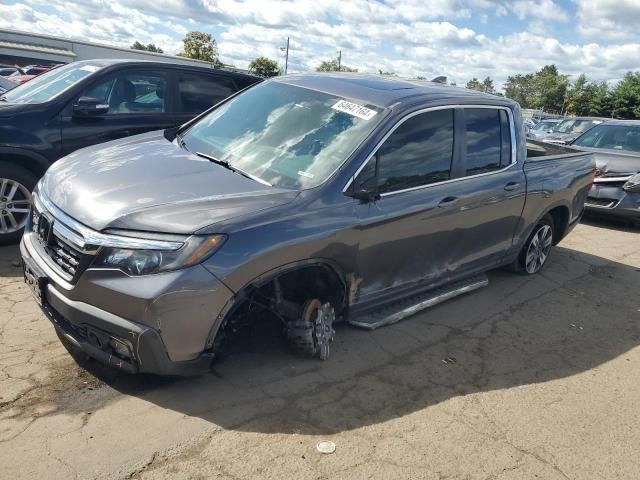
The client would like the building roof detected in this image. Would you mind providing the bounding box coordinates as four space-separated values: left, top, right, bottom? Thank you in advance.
0 38 76 58
273 72 515 109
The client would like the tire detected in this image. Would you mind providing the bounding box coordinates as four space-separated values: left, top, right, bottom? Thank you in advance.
0 161 38 245
511 214 555 275
284 299 336 360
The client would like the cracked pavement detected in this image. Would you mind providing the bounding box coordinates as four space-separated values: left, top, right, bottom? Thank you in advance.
1 218 640 479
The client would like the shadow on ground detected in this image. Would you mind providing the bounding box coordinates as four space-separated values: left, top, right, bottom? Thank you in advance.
3 242 640 436
581 213 639 232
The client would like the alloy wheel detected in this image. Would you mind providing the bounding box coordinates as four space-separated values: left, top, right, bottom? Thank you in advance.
525 224 553 274
0 178 32 234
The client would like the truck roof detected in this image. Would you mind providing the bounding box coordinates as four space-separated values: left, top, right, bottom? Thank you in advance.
272 72 517 109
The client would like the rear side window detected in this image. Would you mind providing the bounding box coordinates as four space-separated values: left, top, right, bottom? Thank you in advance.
499 110 512 167
375 109 454 194
177 73 237 113
464 108 506 175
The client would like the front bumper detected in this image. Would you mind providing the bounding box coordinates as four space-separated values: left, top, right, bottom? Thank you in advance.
585 183 640 220
21 233 234 375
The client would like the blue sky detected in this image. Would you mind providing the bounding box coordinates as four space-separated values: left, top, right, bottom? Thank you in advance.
2 0 639 89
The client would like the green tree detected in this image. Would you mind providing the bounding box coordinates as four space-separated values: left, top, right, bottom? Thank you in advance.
611 72 640 119
316 60 358 72
481 77 495 94
180 31 219 64
504 73 535 108
466 77 495 94
565 74 605 116
248 56 281 77
466 77 482 91
531 64 569 113
131 41 163 53
590 81 613 117
378 69 397 76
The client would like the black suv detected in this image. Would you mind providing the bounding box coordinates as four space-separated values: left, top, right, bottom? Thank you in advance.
0 59 261 243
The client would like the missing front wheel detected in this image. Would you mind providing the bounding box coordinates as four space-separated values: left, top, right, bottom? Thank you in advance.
284 299 335 360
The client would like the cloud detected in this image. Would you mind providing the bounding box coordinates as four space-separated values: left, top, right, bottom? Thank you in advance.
1 0 638 92
575 0 640 41
509 0 569 22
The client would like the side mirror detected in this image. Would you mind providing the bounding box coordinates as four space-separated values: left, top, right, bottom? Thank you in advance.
73 97 109 116
351 188 380 203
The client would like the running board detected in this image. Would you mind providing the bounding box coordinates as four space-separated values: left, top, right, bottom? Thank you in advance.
347 274 489 330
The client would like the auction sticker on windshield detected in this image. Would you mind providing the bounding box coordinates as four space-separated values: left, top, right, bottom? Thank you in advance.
332 100 378 120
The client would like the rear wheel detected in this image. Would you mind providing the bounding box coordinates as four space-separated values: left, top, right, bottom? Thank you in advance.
512 214 554 275
0 162 37 245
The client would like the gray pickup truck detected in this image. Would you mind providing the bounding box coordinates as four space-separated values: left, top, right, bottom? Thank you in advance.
20 74 595 375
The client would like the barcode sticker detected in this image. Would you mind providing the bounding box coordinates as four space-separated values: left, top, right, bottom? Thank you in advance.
331 100 377 120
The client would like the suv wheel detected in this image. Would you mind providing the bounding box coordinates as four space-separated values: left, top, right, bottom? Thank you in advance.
0 162 37 245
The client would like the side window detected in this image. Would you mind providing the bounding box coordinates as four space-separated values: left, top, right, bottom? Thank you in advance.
499 110 512 167
464 108 511 175
371 109 454 194
78 70 167 115
177 73 237 113
81 77 116 103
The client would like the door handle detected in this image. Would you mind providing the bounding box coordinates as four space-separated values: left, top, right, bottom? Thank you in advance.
504 182 521 191
438 196 459 208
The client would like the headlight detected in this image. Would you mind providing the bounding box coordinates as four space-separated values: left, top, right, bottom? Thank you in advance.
93 235 226 275
623 173 640 192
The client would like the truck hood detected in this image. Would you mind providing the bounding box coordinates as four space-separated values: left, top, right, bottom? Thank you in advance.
40 131 299 234
578 146 640 175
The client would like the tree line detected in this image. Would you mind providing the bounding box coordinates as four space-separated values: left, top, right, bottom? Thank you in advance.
132 32 640 120
465 65 640 119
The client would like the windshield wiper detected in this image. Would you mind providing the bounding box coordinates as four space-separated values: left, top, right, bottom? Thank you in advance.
195 152 272 187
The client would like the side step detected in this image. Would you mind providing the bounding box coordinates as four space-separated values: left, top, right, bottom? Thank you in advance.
347 274 489 330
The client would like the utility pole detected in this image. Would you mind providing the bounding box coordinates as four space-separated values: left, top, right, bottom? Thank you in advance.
337 49 341 72
282 37 289 74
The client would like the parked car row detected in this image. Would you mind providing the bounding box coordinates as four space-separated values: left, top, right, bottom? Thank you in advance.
525 114 639 224
526 116 606 143
0 64 57 85
573 120 640 222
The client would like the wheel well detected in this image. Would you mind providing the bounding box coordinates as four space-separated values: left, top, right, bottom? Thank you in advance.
210 264 347 355
250 264 347 316
547 205 570 244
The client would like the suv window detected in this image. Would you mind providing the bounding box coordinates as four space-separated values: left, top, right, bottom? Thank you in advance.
366 109 454 194
79 70 167 114
177 73 236 113
464 108 512 175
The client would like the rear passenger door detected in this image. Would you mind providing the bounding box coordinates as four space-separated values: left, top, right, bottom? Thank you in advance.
172 72 240 126
451 107 526 272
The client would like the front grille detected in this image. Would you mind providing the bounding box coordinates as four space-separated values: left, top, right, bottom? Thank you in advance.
45 237 82 276
585 197 618 208
30 195 94 283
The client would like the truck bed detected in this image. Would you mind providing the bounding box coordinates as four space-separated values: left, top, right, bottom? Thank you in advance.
526 140 587 161
521 140 595 238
